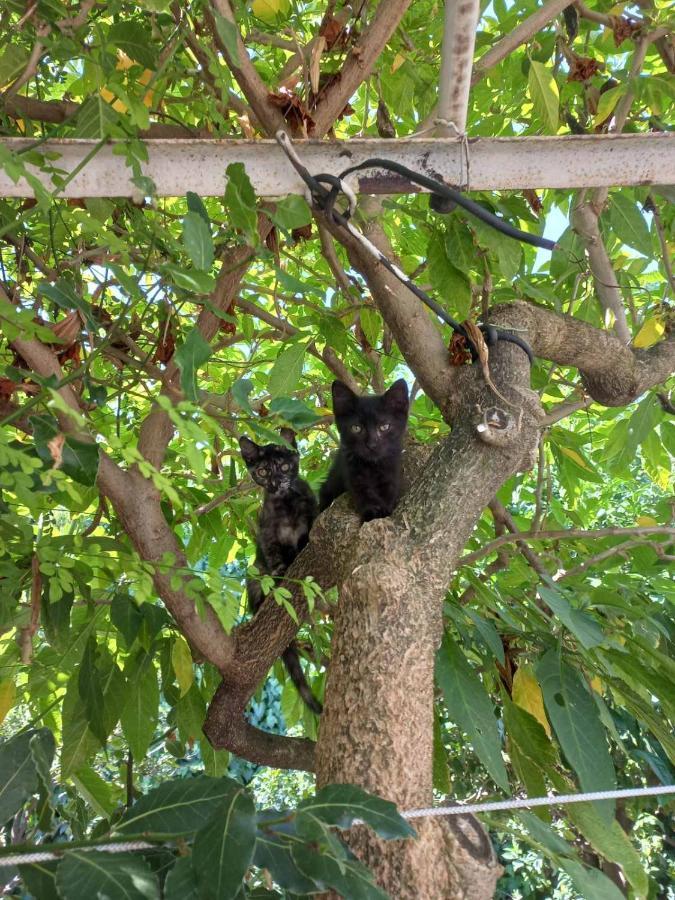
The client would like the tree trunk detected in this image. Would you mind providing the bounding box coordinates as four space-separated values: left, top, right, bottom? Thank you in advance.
315 347 541 898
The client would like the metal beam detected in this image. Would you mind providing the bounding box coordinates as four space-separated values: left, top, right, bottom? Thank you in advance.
0 134 672 198
437 0 482 134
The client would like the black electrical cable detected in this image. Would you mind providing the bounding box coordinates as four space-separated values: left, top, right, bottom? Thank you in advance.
274 133 540 364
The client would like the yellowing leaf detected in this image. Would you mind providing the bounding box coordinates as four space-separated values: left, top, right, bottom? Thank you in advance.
251 0 291 22
171 636 194 698
512 666 551 737
633 318 665 349
0 678 16 726
636 515 658 526
560 446 592 471
391 53 406 73
590 676 603 694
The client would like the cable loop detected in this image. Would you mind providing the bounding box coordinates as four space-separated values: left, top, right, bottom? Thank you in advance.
274 130 551 365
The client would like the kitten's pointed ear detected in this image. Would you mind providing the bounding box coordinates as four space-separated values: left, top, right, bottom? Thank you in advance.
279 427 297 449
239 436 260 465
383 378 409 415
331 380 357 417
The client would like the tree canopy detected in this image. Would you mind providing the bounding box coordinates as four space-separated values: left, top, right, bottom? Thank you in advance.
0 0 673 897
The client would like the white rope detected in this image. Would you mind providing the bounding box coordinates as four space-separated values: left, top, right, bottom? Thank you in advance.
0 841 154 867
0 785 672 866
401 784 675 820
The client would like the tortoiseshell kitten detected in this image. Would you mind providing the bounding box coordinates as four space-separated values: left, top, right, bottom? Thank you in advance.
319 379 409 522
239 428 322 714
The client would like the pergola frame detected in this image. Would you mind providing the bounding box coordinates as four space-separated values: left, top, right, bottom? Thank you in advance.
0 133 672 198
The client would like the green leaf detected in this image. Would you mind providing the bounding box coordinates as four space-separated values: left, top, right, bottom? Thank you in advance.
19 861 59 900
519 810 574 857
200 739 230 777
193 785 257 900
536 650 616 819
253 828 317 894
559 859 627 900
444 222 475 273
61 674 99 778
608 193 653 257
291 844 389 900
427 232 472 320
163 265 216 294
164 856 199 900
186 191 210 224
528 60 559 132
174 330 212 401
538 585 606 649
183 210 214 271
271 195 312 231
118 775 244 837
214 15 241 65
71 766 117 818
0 728 53 824
503 696 554 818
0 44 29 86
176 683 206 742
78 638 107 744
108 21 157 69
297 784 415 839
268 396 321 427
224 162 258 244
593 84 627 126
267 342 306 399
120 651 159 761
56 851 159 900
171 635 194 697
38 280 95 328
547 770 648 897
231 377 254 413
111 591 144 648
359 307 381 347
75 96 120 139
31 414 100 486
435 634 509 790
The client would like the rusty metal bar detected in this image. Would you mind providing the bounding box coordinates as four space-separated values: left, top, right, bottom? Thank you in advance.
0 134 672 198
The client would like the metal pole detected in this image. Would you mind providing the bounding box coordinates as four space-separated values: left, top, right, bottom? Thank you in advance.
0 134 672 198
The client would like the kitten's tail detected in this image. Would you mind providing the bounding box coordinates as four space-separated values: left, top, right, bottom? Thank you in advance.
283 643 323 715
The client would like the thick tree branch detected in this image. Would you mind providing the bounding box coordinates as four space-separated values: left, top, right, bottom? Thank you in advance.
316 205 456 415
310 0 413 137
207 0 287 134
489 301 674 406
572 195 631 343
0 95 215 138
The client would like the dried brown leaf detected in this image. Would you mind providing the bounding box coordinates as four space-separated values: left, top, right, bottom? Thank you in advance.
47 432 65 469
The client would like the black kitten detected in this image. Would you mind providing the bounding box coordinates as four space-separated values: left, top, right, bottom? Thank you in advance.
239 428 322 715
319 379 409 522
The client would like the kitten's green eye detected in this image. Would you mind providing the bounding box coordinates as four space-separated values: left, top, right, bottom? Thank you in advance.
257 467 267 477
351 424 362 433
280 463 290 471
378 423 391 432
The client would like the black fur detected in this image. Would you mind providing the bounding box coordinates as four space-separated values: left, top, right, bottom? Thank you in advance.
319 379 409 522
239 428 322 715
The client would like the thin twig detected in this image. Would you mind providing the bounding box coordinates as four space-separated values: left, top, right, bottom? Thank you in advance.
460 525 675 567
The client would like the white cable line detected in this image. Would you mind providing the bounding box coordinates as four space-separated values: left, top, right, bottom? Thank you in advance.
0 784 672 866
401 784 675 820
0 841 155 867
